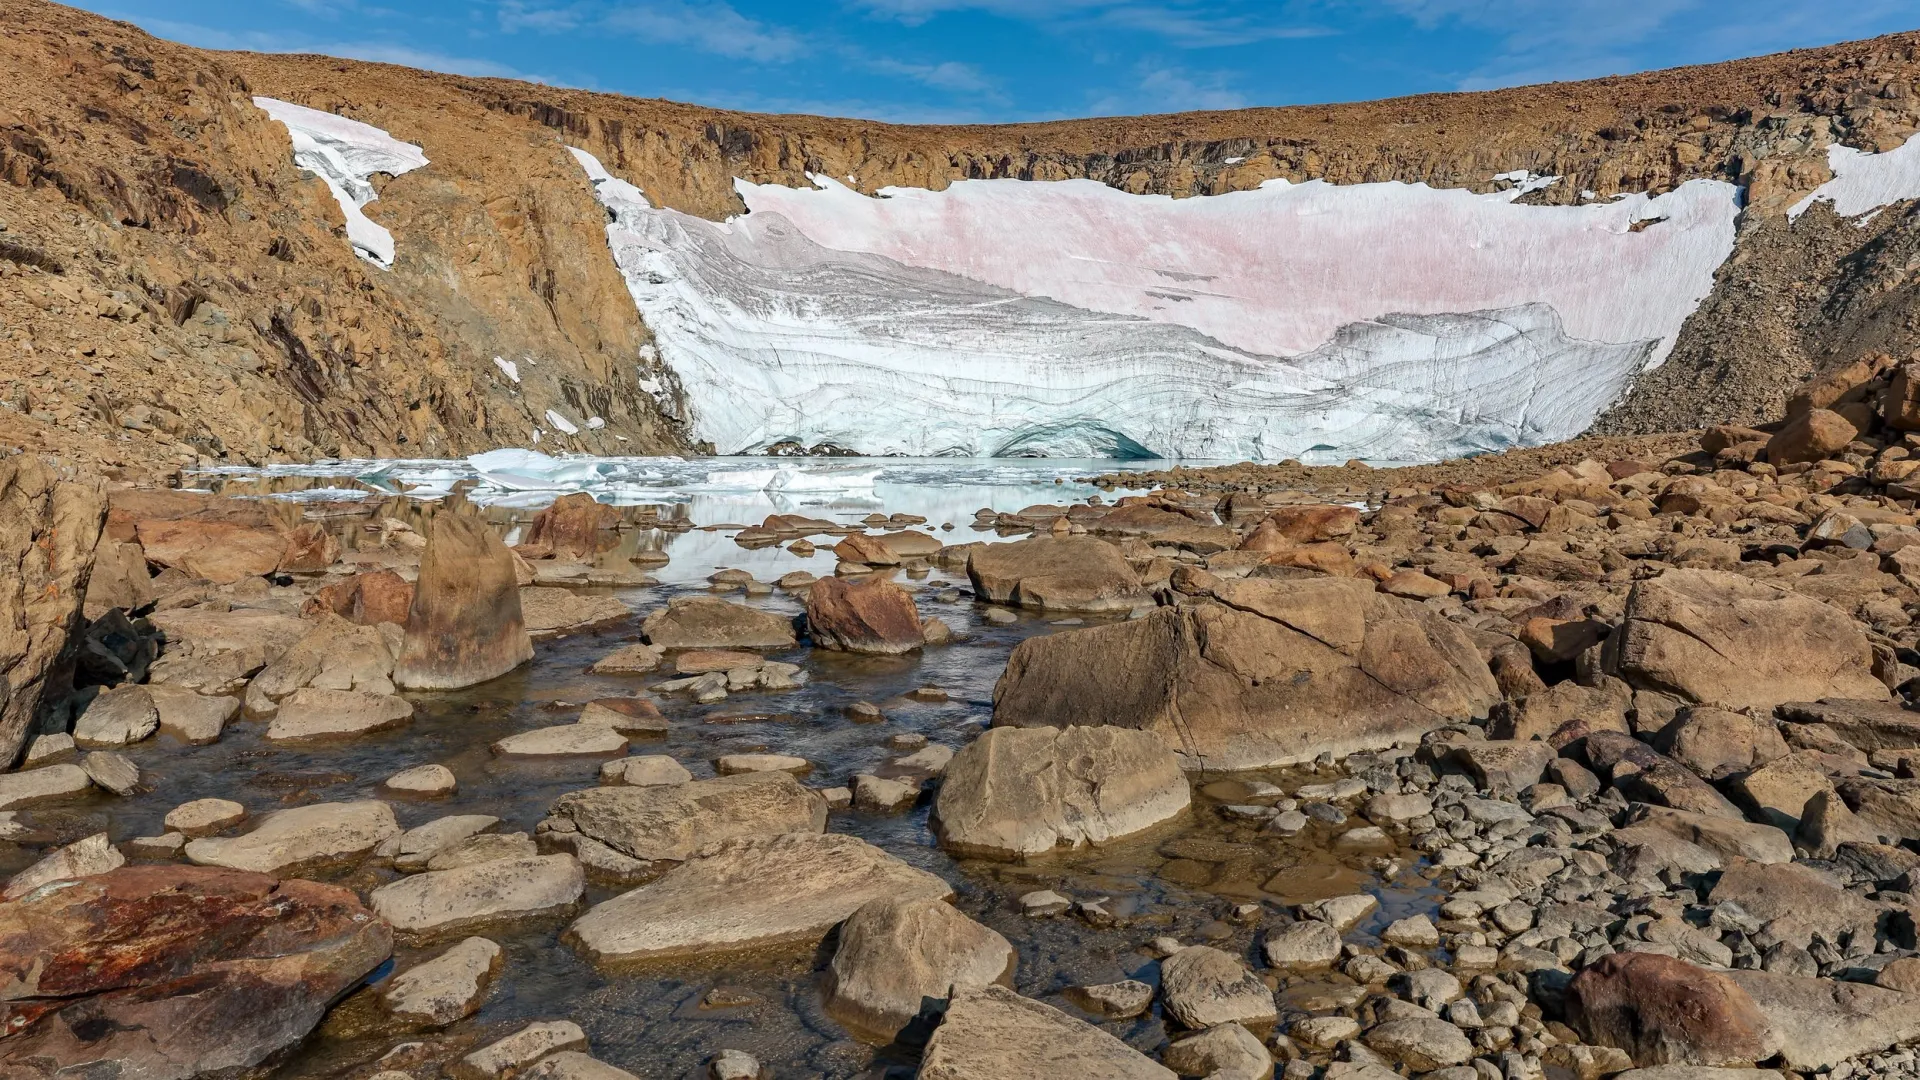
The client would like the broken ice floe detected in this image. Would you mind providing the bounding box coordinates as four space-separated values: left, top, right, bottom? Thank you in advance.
570 148 1737 462
1790 130 1920 221
253 97 428 270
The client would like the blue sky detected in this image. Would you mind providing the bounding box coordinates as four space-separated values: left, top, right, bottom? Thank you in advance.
78 0 1920 123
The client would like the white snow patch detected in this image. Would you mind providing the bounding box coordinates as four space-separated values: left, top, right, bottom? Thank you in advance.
1224 156 1246 165
493 356 520 384
568 148 1736 461
1791 132 1920 221
253 97 427 269
587 416 606 430
544 409 581 435
1494 170 1560 196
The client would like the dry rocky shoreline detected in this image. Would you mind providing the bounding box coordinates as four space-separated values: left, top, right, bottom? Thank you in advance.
13 353 1920 1079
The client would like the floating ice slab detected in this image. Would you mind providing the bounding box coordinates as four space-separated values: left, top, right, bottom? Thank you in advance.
1790 131 1920 221
254 97 428 269
570 148 1737 462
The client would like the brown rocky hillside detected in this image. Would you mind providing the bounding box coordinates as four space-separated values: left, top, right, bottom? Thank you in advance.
4 0 1920 477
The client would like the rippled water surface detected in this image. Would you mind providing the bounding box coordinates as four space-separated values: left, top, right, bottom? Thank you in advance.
53 457 1442 1079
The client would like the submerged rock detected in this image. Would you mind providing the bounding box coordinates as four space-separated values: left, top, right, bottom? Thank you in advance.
379 936 505 1027
370 854 585 939
184 799 399 875
641 596 795 649
542 771 825 864
395 513 534 690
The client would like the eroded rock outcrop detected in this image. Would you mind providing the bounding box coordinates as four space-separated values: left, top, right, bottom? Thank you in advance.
0 457 107 768
993 577 1500 769
395 513 533 690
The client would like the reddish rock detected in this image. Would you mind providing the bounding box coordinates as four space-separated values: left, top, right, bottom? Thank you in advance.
1567 952 1777 1066
1254 505 1359 544
1765 408 1859 465
0 865 391 1078
834 533 902 566
394 514 533 690
518 493 618 560
303 569 416 627
1520 617 1609 664
807 576 925 655
133 519 285 584
966 537 1143 613
276 522 340 574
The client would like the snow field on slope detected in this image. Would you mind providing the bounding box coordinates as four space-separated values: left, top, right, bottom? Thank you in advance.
253 97 428 269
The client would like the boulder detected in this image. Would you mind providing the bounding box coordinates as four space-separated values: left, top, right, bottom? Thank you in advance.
1726 968 1920 1071
599 756 693 787
184 800 399 875
1159 945 1277 1029
1364 1018 1474 1072
1063 980 1154 1019
1254 504 1360 543
386 763 459 796
1452 740 1556 795
966 536 1144 613
518 588 630 639
1706 858 1883 951
519 493 617 560
265 687 414 742
1778 699 1920 753
303 569 414 627
934 726 1190 858
1262 920 1342 969
1607 569 1887 710
806 575 924 654
394 513 534 690
277 521 340 573
4 832 124 899
1835 776 1920 840
542 771 826 864
1164 1025 1271 1079
0 764 93 810
589 642 664 675
993 577 1499 770
823 897 1016 1041
1732 751 1836 831
1566 952 1776 1066
0 866 389 1077
371 855 584 939
165 798 248 837
919 985 1176 1080
454 1021 589 1080
1625 806 1793 865
565 833 951 965
1653 706 1788 779
149 685 238 744
641 596 796 649
492 724 629 758
379 936 503 1027
134 519 283 584
82 539 154 619
1764 407 1858 465
73 683 159 747
245 617 398 714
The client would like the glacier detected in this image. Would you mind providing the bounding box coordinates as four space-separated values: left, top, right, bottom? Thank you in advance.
571 147 1738 461
254 97 428 269
1791 131 1920 221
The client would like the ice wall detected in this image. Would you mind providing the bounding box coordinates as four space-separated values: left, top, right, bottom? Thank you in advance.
571 148 1739 461
254 97 429 269
1790 132 1920 221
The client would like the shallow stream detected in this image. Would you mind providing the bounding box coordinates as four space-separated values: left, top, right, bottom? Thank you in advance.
44 456 1442 1079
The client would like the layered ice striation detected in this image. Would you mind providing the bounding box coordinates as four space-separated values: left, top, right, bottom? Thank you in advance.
254 97 428 269
571 148 1738 461
1790 131 1920 221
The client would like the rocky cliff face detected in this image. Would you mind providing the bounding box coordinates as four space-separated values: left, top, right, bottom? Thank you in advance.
4 0 1920 470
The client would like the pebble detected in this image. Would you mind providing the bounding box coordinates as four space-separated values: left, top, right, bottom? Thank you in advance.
1019 889 1071 916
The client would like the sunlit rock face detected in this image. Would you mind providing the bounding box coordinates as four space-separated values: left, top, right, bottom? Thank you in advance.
573 147 1740 462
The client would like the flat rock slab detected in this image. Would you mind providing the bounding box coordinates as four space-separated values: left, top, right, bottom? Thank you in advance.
380 935 503 1026
0 865 390 1078
1727 968 1920 1071
185 800 399 875
544 771 825 863
919 984 1175 1080
966 536 1144 613
371 855 584 939
520 587 631 640
1159 945 1278 1029
565 833 952 965
0 764 92 810
492 724 629 757
266 687 414 742
640 596 795 649
934 725 1190 859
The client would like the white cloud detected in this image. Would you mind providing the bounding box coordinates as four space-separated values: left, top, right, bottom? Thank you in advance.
104 11 553 81
853 0 1328 47
1086 64 1248 115
864 57 995 94
601 1 804 62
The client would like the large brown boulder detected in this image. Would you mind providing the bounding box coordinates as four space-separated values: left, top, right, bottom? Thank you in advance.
394 513 533 690
518 493 618 560
966 537 1143 613
993 577 1499 770
1 458 107 769
806 576 924 655
1607 568 1887 711
823 897 1015 1042
919 985 1175 1080
303 569 415 627
0 865 391 1078
1245 504 1360 545
640 597 796 649
1765 408 1859 465
1566 952 1777 1066
133 519 285 584
276 522 339 573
